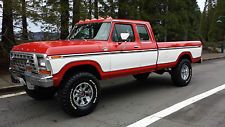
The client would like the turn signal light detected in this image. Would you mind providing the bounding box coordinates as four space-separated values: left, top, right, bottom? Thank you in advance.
39 69 51 75
51 55 62 59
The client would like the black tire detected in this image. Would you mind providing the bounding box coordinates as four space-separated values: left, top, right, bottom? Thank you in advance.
25 86 56 100
58 72 100 117
171 59 192 87
133 73 150 81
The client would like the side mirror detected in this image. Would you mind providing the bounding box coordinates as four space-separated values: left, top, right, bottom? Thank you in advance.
120 33 130 41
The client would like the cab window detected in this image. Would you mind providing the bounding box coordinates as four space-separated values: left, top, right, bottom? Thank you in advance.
112 24 135 42
137 25 150 41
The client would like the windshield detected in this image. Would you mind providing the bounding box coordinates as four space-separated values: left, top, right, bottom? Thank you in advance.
68 23 111 41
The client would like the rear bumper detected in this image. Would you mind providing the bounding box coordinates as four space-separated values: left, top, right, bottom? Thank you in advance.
10 69 53 88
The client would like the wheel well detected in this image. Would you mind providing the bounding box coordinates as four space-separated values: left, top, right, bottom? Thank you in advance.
179 54 192 63
62 65 102 83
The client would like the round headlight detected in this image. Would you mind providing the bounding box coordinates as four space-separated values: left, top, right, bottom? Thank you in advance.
39 59 46 67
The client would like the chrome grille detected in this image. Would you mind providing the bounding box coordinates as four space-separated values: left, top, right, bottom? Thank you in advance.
10 52 37 74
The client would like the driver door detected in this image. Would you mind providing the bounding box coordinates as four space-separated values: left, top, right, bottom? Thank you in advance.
110 23 141 71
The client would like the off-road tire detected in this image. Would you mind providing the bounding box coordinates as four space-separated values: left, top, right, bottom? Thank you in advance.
58 72 100 117
171 59 192 87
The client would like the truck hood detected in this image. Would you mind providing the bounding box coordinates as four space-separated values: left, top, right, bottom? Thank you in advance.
12 40 105 55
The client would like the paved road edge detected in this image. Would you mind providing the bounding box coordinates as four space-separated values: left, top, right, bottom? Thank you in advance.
0 85 24 94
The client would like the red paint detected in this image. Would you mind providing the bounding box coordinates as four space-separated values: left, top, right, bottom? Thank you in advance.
12 40 107 56
12 19 201 56
192 57 202 63
53 60 157 87
11 19 202 88
157 41 202 49
53 60 104 87
53 52 199 87
156 52 201 70
157 62 177 70
102 65 156 79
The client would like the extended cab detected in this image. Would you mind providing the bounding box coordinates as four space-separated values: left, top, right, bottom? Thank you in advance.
10 18 202 116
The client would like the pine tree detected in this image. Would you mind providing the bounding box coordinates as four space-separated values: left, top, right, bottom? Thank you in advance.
109 0 116 18
21 0 28 40
200 0 216 42
88 0 92 19
60 0 69 39
94 0 98 18
118 0 127 18
72 0 81 26
208 0 225 42
2 0 15 54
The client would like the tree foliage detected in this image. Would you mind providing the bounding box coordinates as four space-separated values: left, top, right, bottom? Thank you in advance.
207 0 225 42
199 0 225 43
1 0 214 55
116 0 201 41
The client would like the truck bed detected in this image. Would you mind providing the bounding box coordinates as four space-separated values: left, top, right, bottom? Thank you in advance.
156 41 202 70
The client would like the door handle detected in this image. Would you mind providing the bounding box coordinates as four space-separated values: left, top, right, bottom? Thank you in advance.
134 46 140 49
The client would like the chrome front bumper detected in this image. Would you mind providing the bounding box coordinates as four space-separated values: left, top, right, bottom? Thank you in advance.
10 69 53 89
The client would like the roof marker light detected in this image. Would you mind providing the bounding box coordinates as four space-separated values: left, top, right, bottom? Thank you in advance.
78 20 84 23
98 16 104 20
106 16 112 19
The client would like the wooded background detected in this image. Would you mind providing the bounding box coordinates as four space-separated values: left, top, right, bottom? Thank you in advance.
0 0 225 61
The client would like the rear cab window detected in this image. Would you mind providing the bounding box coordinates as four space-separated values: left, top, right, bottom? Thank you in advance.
137 25 150 41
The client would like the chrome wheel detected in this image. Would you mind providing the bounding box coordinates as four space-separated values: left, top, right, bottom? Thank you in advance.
71 82 94 107
181 64 190 80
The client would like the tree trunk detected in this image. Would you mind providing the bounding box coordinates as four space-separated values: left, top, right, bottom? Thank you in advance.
94 0 98 19
109 0 114 17
88 0 92 19
2 0 15 53
118 0 126 18
72 0 81 27
21 0 28 40
60 0 69 39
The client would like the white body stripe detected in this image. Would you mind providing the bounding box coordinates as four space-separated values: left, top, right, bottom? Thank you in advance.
110 51 158 71
111 52 141 71
158 47 202 64
140 51 158 67
49 54 110 74
49 47 202 75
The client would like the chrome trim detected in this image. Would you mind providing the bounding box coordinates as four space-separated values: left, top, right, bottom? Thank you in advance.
11 51 48 57
10 52 37 74
49 46 201 59
181 64 190 80
10 51 53 88
24 72 53 88
158 46 201 50
57 49 158 58
71 82 94 107
10 69 53 88
10 51 51 71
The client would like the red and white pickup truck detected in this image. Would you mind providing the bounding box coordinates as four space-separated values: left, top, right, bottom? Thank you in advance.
10 18 202 116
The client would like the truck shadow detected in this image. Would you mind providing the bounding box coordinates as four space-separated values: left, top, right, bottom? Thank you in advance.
100 74 174 100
